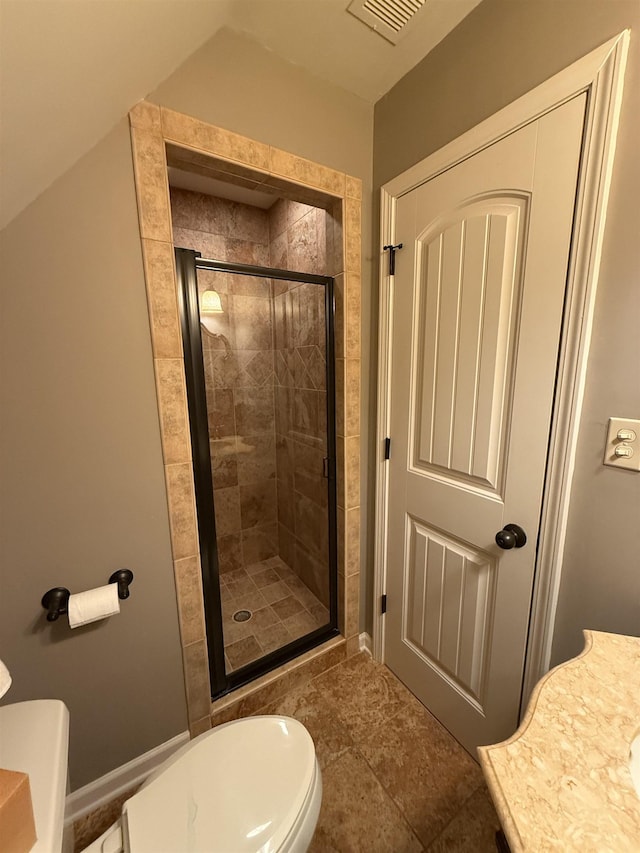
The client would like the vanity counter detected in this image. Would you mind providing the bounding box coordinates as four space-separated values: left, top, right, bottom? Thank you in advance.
478 630 640 851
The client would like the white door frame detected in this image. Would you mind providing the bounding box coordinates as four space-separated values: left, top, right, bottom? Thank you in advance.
373 32 629 708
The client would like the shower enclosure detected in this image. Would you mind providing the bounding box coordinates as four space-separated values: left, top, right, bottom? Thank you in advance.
175 248 338 697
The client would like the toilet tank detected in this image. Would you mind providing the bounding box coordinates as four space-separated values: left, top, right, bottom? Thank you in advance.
0 700 69 852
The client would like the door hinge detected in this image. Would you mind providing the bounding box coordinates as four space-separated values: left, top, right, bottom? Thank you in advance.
322 457 331 479
381 594 387 614
384 437 391 460
382 242 403 275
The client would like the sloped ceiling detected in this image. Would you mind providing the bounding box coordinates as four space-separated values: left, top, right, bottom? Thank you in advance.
0 0 480 229
227 0 481 102
0 0 234 230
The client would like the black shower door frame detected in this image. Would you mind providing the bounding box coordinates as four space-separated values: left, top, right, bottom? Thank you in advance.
175 248 339 699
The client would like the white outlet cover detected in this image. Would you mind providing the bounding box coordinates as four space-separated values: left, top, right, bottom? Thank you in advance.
603 417 640 471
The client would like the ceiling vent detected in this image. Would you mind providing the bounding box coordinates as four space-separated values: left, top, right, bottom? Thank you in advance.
347 0 428 44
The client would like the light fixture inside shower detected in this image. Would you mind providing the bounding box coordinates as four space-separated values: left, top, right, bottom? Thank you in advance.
200 288 224 314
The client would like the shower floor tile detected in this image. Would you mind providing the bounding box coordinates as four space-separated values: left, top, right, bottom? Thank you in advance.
221 556 329 672
226 635 262 669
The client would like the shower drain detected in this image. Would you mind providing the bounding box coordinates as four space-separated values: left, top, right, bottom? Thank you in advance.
232 609 252 623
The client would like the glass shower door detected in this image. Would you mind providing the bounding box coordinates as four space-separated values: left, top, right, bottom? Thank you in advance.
176 249 337 696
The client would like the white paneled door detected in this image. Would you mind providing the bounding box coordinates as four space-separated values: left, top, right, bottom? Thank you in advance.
385 95 586 752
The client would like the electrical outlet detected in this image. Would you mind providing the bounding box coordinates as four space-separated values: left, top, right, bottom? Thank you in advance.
603 417 640 471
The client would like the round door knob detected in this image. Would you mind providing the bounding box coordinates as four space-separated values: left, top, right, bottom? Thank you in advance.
495 523 527 550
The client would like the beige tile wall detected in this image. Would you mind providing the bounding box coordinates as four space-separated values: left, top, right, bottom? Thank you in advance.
169 188 279 571
269 198 331 605
129 101 362 734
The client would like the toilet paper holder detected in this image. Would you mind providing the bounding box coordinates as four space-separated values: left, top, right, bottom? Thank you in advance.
41 570 134 622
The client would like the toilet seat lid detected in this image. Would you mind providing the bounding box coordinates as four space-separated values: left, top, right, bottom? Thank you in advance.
123 716 316 853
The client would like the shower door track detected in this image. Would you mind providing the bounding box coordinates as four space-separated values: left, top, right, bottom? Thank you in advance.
175 248 339 700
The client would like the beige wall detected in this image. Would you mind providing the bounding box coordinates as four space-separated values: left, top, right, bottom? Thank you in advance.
0 119 188 789
0 28 372 789
373 0 640 660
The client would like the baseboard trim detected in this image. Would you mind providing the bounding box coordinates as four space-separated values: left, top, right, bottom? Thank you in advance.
65 730 190 823
359 632 372 655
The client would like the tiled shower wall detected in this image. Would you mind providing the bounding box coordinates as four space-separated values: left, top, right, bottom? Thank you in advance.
170 188 278 573
268 198 326 274
269 200 331 605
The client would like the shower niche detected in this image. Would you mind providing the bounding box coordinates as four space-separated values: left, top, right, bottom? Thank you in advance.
171 183 338 696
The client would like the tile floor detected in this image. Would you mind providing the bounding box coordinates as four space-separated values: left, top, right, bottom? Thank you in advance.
220 556 330 671
73 651 502 852
260 652 502 852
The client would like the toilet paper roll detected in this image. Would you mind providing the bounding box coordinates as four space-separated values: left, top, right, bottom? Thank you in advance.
68 584 120 629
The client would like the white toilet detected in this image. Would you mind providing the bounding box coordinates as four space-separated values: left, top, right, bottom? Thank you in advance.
0 700 322 853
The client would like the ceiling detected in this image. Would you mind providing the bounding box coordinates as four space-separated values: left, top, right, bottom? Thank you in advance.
168 166 278 209
0 0 481 230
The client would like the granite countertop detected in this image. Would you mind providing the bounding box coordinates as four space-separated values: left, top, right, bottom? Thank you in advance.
478 630 640 852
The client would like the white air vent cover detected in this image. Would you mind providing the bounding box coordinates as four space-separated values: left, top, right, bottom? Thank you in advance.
347 0 428 44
